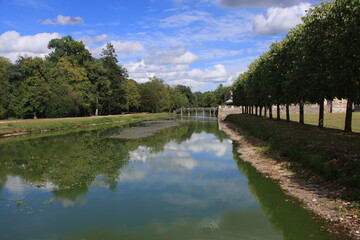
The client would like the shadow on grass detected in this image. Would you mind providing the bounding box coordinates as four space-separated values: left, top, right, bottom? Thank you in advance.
225 114 360 201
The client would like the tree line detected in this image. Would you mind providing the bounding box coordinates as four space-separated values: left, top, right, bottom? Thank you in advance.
0 36 231 119
232 0 359 132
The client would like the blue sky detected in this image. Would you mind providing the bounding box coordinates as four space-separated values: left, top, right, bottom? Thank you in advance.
0 0 320 92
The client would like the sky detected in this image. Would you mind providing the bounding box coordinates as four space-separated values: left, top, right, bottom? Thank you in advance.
0 0 320 92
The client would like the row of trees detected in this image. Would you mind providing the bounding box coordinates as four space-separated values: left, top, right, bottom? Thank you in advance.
232 0 359 132
0 36 231 119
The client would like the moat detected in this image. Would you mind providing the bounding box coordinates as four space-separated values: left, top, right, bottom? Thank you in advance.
0 117 333 240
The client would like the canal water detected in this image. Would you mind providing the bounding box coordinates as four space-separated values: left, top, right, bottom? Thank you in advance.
0 117 333 240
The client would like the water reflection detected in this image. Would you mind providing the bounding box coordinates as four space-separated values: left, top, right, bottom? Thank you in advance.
0 118 332 240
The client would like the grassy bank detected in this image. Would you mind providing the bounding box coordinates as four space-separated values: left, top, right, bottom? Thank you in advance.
225 114 360 200
0 113 171 137
279 112 360 132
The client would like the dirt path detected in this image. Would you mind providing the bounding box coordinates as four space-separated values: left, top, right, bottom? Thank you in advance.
219 120 360 240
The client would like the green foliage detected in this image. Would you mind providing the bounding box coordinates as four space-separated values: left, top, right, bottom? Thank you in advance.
12 57 50 119
170 92 189 110
101 43 128 114
47 57 91 117
193 92 204 107
47 36 92 66
126 79 141 112
214 84 231 105
140 77 171 113
0 36 230 119
173 85 194 106
0 57 13 118
84 58 111 115
202 92 217 107
231 0 360 132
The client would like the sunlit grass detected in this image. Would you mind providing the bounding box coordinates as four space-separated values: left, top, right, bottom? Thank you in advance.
278 112 360 133
0 113 171 135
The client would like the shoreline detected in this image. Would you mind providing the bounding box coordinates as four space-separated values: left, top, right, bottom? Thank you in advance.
0 113 171 138
219 120 360 240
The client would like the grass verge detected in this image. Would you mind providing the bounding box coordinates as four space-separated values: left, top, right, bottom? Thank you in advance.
0 113 171 137
279 112 360 132
225 114 360 200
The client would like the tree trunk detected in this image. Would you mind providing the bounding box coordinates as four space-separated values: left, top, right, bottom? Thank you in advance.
255 106 258 116
299 103 304 124
276 104 280 120
286 104 290 122
329 100 333 113
264 107 267 117
269 105 273 119
318 100 324 128
259 106 262 117
344 98 353 132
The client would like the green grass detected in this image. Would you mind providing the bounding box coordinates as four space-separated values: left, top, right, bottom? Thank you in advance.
226 114 360 200
0 113 171 136
278 112 360 132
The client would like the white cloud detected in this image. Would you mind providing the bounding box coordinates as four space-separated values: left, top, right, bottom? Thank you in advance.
253 3 311 35
0 31 60 61
91 40 146 56
147 48 200 65
42 15 84 25
188 64 228 82
78 34 108 45
125 60 231 91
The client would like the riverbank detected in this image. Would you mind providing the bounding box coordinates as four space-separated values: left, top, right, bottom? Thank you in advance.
220 115 360 240
0 113 171 138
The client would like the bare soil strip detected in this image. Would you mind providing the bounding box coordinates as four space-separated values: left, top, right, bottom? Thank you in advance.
219 120 360 240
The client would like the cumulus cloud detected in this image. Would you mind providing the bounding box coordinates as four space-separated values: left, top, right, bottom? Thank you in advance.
253 3 311 35
0 31 60 61
42 15 84 25
188 64 228 82
124 59 231 91
218 0 306 8
147 48 200 65
91 40 146 56
78 34 108 45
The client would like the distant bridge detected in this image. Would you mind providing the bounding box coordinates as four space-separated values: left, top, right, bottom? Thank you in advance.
173 107 218 116
173 106 243 119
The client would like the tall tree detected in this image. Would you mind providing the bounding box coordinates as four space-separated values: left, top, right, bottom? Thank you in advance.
126 79 141 112
13 57 50 118
193 92 204 108
173 85 194 106
47 36 92 66
326 0 360 132
214 84 232 105
170 92 189 110
140 77 171 113
203 92 217 107
0 57 13 118
85 58 111 115
47 57 90 117
101 42 128 114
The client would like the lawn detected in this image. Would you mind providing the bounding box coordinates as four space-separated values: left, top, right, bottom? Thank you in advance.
279 112 360 133
225 113 360 199
0 113 171 136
